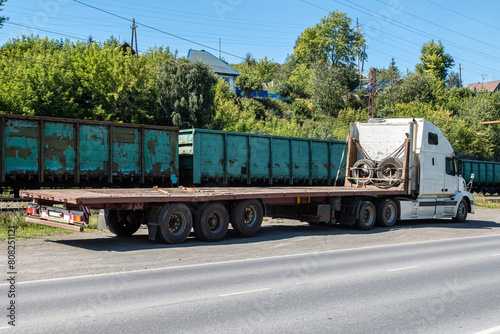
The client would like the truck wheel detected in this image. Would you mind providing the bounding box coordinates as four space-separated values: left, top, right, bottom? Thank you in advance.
193 202 229 242
106 210 143 236
376 199 398 227
157 203 193 244
452 199 468 223
355 201 376 230
351 159 375 185
376 157 403 185
230 200 264 237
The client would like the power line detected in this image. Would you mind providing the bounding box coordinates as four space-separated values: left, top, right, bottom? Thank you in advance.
72 0 246 61
423 0 500 33
374 0 500 51
333 0 500 63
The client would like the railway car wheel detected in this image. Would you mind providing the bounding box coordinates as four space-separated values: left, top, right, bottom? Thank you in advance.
376 199 398 227
193 202 229 242
106 210 143 236
355 201 376 230
157 203 192 244
230 200 264 237
350 159 375 185
452 199 468 223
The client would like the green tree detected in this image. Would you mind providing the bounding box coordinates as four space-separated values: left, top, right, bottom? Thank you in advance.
377 58 400 81
235 73 263 98
309 63 358 116
446 71 461 89
293 10 366 67
376 72 446 117
415 40 454 81
0 0 7 28
156 58 218 128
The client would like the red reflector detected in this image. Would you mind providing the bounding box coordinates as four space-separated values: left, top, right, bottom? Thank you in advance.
59 212 64 218
26 207 39 215
70 215 81 222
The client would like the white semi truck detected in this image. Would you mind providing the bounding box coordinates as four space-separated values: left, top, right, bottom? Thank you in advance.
23 118 474 243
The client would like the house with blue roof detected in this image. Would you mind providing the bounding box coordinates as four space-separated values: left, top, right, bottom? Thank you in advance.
184 49 241 90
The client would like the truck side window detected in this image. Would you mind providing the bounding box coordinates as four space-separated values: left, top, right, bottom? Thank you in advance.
445 157 455 175
428 132 438 145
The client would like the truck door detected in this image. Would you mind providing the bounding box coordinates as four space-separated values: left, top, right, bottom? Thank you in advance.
434 157 460 218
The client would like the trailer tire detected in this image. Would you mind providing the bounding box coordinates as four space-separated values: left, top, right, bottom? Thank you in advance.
157 203 192 244
452 199 468 223
376 157 403 186
106 210 143 236
376 199 398 227
350 159 375 185
193 202 229 242
230 200 264 237
355 201 376 230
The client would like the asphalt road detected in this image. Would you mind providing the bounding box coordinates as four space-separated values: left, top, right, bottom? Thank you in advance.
2 234 500 334
1 206 500 333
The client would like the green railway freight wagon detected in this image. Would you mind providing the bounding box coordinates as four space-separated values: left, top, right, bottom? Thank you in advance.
179 129 346 186
460 159 500 194
0 114 179 195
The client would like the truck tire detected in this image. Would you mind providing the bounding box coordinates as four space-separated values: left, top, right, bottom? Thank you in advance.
452 199 468 223
106 210 143 236
351 159 375 185
376 157 403 186
230 200 264 237
355 201 376 230
157 203 193 244
193 202 229 242
376 199 398 227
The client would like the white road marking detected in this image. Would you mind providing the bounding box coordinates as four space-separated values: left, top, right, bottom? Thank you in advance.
474 325 500 334
387 266 419 272
3 234 500 286
219 288 271 297
493 254 500 257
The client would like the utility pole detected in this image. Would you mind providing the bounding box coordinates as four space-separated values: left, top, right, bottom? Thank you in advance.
459 64 462 88
131 18 138 55
219 38 221 59
368 68 376 119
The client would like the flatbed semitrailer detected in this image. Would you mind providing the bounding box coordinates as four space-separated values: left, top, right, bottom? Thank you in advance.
21 185 408 243
22 119 475 244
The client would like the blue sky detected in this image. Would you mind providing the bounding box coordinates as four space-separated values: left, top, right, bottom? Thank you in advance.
1 0 500 85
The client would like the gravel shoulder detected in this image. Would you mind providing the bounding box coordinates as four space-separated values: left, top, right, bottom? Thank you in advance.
5 206 500 282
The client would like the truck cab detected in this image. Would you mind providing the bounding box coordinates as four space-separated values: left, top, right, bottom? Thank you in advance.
350 118 474 221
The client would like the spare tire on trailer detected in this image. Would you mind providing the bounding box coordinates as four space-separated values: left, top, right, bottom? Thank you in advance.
376 157 403 186
350 159 376 185
106 210 143 237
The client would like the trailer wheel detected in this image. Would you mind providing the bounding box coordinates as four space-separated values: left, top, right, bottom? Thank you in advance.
106 210 143 236
376 157 403 186
193 202 229 242
350 159 375 185
452 199 468 223
230 200 264 237
355 201 376 230
157 203 193 244
376 199 398 227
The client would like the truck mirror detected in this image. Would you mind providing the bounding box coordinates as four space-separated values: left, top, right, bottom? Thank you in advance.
470 173 475 180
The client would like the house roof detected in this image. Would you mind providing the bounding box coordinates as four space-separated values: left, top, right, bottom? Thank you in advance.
184 49 240 76
467 81 500 93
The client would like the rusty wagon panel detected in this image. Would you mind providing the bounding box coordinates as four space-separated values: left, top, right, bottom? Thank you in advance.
0 113 179 192
178 129 346 186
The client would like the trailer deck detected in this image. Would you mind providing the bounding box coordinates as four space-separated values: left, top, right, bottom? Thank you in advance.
21 185 407 209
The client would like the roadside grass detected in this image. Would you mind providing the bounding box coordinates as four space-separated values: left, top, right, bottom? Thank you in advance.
473 193 500 209
0 211 102 241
